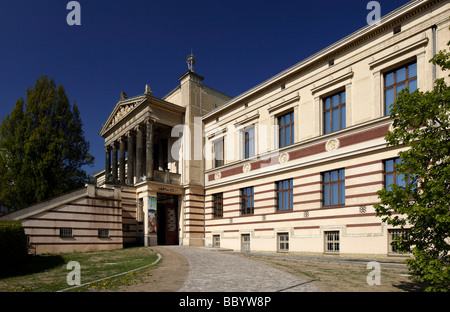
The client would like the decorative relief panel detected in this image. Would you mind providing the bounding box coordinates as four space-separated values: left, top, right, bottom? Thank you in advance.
214 171 221 180
326 138 339 151
243 163 251 173
279 152 289 164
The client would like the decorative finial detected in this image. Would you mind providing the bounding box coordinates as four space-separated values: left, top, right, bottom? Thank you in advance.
145 84 152 95
186 50 196 72
120 91 127 99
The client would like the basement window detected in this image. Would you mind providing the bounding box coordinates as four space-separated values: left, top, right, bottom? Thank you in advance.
60 228 73 238
98 229 110 238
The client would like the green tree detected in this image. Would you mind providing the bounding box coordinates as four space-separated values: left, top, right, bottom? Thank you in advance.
0 75 94 211
375 43 450 292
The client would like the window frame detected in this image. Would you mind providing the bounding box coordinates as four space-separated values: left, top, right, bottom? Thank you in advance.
59 227 73 238
277 232 289 252
388 229 410 254
324 231 340 254
243 127 255 159
98 229 110 238
383 157 413 191
212 193 223 218
276 179 293 212
384 61 417 115
213 138 224 168
241 234 251 251
240 187 254 215
322 168 345 207
278 111 295 148
323 90 346 134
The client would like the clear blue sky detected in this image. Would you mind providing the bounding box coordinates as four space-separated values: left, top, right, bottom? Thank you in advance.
0 0 410 175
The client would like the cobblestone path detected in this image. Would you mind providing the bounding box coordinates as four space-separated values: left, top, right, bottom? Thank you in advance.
164 246 320 292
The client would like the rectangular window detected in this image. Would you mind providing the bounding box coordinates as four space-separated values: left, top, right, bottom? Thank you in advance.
243 127 255 159
98 229 109 238
322 169 345 207
213 235 220 248
388 229 410 254
323 91 346 134
278 111 294 148
325 231 340 253
240 187 254 215
213 138 224 168
276 179 293 211
383 158 414 191
277 233 289 252
241 234 250 251
213 193 223 218
384 62 417 115
59 228 73 238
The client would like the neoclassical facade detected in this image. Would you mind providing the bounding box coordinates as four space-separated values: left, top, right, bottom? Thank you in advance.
2 0 448 255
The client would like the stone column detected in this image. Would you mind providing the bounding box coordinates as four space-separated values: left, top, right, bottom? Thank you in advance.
105 146 111 183
119 137 126 184
136 124 143 181
146 119 154 180
127 131 135 185
111 142 118 183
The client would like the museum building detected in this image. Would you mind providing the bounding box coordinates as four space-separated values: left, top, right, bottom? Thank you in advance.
1 0 448 255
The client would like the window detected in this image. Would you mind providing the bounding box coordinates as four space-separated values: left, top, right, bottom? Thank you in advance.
278 233 289 252
213 138 224 168
243 127 255 159
388 229 410 254
325 231 340 253
213 235 220 248
278 111 294 148
323 91 346 134
213 193 223 218
384 62 417 115
384 158 413 191
98 229 109 238
60 228 73 238
241 234 250 251
322 169 345 207
276 179 293 211
240 187 254 215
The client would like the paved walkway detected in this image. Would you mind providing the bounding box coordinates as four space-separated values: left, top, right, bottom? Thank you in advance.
163 246 320 292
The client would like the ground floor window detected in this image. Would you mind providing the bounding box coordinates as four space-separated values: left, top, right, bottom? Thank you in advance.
324 231 340 253
277 233 289 252
213 235 220 248
60 228 73 238
388 229 410 254
98 229 109 238
241 234 250 251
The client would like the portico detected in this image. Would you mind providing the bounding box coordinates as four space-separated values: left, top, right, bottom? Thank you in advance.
97 63 232 247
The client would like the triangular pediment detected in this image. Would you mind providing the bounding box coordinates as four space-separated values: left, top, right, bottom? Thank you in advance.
100 96 147 136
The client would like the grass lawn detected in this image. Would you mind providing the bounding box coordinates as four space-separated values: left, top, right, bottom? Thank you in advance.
0 247 160 292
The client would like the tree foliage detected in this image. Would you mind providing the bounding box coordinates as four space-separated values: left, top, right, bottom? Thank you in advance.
375 43 450 292
0 75 94 211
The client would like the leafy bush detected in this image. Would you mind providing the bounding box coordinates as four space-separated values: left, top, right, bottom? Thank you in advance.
0 220 28 273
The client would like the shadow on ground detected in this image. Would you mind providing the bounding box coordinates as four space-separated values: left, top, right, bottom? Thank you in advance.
0 254 65 279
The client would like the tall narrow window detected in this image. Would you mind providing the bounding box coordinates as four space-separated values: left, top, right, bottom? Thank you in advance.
277 233 289 252
384 62 417 115
213 193 223 218
322 169 345 207
243 127 255 159
213 138 224 168
278 111 294 148
323 91 346 134
240 187 254 215
276 179 293 211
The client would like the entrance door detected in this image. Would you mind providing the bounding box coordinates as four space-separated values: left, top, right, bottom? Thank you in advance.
165 204 178 245
156 194 179 245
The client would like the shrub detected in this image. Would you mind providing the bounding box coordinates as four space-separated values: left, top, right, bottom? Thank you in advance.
0 220 28 273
